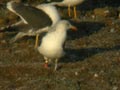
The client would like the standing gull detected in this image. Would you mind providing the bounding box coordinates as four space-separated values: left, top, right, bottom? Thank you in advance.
38 20 77 71
7 1 60 48
48 0 85 19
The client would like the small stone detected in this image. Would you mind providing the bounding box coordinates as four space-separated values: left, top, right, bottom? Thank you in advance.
94 7 118 18
16 77 22 81
91 15 95 19
110 28 115 33
112 86 118 90
61 77 66 80
75 72 79 76
94 8 109 17
94 73 98 78
0 40 7 44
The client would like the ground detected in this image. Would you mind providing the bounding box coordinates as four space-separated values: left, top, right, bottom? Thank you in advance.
0 0 120 90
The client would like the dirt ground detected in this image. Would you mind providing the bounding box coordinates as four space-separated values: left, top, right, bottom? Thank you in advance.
0 0 120 90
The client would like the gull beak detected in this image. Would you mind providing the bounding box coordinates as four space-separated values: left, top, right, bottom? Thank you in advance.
70 25 77 31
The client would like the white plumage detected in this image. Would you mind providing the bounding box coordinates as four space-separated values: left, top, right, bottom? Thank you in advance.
50 0 84 6
48 0 85 19
38 20 77 71
36 4 60 25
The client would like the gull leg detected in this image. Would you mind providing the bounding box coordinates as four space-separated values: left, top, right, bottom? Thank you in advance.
10 32 26 43
68 5 71 17
54 59 58 71
34 34 39 48
73 6 77 19
35 28 49 48
44 56 49 68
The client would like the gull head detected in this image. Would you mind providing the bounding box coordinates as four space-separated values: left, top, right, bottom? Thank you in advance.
55 20 77 32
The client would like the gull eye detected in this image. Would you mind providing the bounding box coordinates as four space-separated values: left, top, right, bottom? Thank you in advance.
66 22 70 27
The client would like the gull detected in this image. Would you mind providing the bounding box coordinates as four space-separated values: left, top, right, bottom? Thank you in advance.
38 20 77 71
48 0 85 19
6 1 60 48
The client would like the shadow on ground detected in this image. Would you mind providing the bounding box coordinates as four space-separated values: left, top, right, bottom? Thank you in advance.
62 45 120 63
68 21 105 40
79 0 120 11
